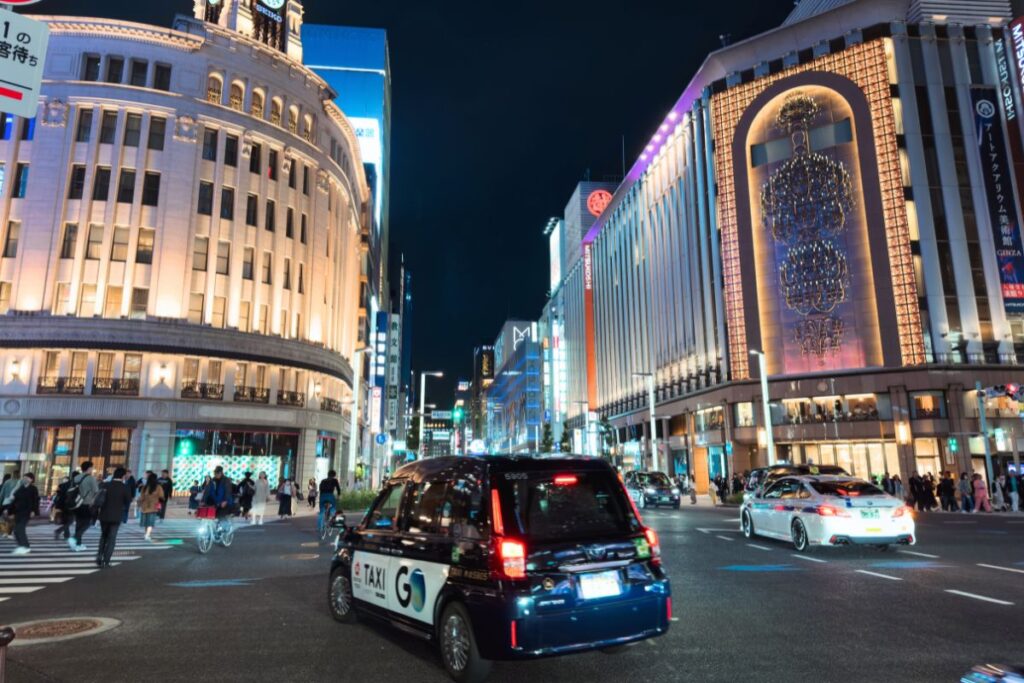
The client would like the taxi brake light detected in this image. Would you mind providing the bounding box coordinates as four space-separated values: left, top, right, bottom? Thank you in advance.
644 526 662 566
893 505 912 518
491 488 505 535
816 505 849 517
553 474 578 486
499 538 527 580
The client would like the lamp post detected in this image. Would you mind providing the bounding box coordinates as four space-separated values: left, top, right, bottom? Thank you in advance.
418 371 443 457
573 400 591 455
749 349 776 466
633 372 659 472
347 347 369 488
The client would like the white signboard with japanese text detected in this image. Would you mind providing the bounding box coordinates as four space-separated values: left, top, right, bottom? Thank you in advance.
0 11 48 119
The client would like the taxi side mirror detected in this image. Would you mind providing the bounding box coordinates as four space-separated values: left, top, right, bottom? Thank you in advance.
330 512 347 529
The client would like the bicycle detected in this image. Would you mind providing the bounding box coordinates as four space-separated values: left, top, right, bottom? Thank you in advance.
318 499 336 542
195 506 235 554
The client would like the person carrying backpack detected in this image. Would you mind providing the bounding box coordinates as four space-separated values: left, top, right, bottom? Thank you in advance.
236 472 255 521
68 461 100 552
51 474 74 541
11 473 39 555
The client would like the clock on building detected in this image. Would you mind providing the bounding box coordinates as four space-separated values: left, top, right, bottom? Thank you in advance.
260 0 286 10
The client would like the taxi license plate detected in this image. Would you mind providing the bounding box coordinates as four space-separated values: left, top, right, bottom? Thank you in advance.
578 570 621 600
860 509 880 520
660 496 671 502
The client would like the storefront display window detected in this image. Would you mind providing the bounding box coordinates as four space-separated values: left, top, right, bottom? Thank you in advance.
910 391 945 419
734 402 755 427
913 437 941 477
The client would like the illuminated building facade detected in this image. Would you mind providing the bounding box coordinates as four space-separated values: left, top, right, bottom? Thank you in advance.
0 0 370 493
563 0 1024 488
484 321 542 453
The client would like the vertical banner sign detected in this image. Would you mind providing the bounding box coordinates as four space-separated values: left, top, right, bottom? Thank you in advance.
972 88 1024 313
0 11 49 119
583 243 598 405
996 29 1024 219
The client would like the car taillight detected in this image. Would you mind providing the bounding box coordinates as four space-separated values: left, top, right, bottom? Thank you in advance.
644 527 661 565
510 619 518 649
666 596 672 621
893 505 912 518
491 488 504 535
816 505 850 517
496 538 526 580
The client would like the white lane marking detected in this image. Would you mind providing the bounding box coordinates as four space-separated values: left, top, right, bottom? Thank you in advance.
942 521 977 525
1005 521 1024 524
746 544 772 551
0 577 73 584
945 589 1014 606
697 528 741 534
670 617 680 622
715 535 735 542
0 570 98 576
977 563 1024 575
0 586 45 594
856 570 902 581
791 554 827 563
0 561 125 567
898 550 940 559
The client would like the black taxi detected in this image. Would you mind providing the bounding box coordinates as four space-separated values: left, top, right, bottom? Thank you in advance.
326 455 672 682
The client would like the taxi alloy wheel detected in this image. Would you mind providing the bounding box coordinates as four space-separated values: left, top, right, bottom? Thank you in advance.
328 568 357 623
791 519 810 552
741 510 754 539
439 602 491 683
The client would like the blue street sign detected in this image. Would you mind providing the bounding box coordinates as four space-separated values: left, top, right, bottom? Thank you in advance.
544 409 552 422
375 433 388 445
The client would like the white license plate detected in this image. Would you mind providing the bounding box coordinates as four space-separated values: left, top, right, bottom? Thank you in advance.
860 509 880 520
578 570 621 600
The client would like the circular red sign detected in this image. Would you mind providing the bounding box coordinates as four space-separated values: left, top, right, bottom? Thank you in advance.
586 189 613 218
0 0 45 5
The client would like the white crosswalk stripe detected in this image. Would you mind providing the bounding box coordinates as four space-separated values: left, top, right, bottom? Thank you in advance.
0 522 157 606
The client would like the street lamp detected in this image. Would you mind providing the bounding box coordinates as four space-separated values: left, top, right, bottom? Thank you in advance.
418 371 444 457
633 372 660 472
749 349 776 466
347 347 370 488
573 400 591 456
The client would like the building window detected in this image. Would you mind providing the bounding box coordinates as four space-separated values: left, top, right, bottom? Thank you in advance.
110 227 129 262
184 357 200 385
229 82 244 111
302 166 309 195
123 113 142 147
136 228 154 264
202 128 218 161
12 163 27 198
220 186 234 220
123 354 142 381
298 263 304 294
286 208 294 238
75 109 93 142
0 114 11 140
2 221 18 258
288 106 298 134
251 89 265 118
288 159 296 188
224 134 238 167
105 56 124 84
96 352 114 379
1 282 14 312
103 286 122 318
242 247 254 280
280 310 288 337
52 283 70 315
249 143 261 174
129 59 148 87
283 258 291 290
116 169 136 203
92 166 111 201
86 225 103 260
130 288 148 319
257 305 268 334
246 193 258 226
82 54 100 81
141 172 160 206
270 98 282 126
212 296 226 328
100 111 117 144
216 241 230 275
268 149 278 181
68 165 86 199
193 237 208 271
19 118 34 141
239 301 251 331
60 223 77 259
79 284 97 317
261 252 272 284
265 199 275 231
206 74 222 104
300 214 307 244
153 63 172 91
148 116 166 150
188 293 204 324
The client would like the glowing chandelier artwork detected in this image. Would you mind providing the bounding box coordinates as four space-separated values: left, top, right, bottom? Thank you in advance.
761 94 854 362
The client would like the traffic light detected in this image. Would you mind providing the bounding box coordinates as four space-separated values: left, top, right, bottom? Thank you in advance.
453 406 464 422
176 437 199 458
947 436 958 454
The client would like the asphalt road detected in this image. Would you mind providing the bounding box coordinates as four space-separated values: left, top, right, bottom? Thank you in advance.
4 506 1024 683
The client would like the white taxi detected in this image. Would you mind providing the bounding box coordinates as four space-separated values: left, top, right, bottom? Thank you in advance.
739 475 915 552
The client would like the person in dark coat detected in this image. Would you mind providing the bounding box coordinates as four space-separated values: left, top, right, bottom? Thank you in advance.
122 469 137 523
157 469 173 520
11 473 40 555
96 467 133 568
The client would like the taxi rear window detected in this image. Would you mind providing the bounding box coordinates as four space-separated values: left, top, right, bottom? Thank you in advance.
496 470 638 542
810 481 886 497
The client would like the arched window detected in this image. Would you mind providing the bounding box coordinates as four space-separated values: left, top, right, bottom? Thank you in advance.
250 89 265 118
206 74 223 105
270 98 283 126
288 106 299 134
229 81 245 111
303 114 314 142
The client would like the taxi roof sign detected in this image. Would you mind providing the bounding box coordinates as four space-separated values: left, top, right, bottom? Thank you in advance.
0 10 48 118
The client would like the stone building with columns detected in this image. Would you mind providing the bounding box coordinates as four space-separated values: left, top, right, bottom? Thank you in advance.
0 0 371 494
555 0 1024 490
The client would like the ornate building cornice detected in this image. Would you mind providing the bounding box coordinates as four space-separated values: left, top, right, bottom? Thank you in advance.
35 16 204 52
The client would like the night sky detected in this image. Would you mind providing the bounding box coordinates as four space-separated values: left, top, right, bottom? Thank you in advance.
34 0 794 401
